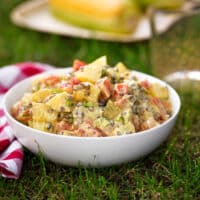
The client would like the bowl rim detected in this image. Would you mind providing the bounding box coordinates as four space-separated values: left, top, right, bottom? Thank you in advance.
3 68 181 141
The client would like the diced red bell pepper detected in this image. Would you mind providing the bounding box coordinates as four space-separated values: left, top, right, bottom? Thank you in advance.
116 96 128 108
59 83 73 94
55 121 74 132
96 77 113 101
140 80 151 90
151 97 161 106
59 78 80 94
76 123 106 137
69 77 80 85
44 76 60 86
11 103 32 124
113 83 129 99
151 97 168 121
73 59 86 71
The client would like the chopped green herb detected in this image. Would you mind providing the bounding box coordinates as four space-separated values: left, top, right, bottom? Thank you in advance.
66 99 74 107
101 68 107 77
118 115 125 125
83 101 94 107
52 88 64 94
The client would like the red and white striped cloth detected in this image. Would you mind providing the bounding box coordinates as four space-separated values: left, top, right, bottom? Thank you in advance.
0 62 53 179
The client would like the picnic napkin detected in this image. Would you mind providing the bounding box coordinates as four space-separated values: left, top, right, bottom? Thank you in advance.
0 62 53 179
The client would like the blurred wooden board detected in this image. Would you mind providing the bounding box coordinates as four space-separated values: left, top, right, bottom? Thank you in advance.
11 0 200 43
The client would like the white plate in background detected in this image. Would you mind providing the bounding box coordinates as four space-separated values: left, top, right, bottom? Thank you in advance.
11 0 200 42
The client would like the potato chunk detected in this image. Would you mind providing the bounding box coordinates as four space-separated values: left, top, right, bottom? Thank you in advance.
103 100 121 119
150 83 169 99
32 103 57 122
46 92 72 112
29 121 54 133
74 56 107 83
32 88 53 103
73 83 100 103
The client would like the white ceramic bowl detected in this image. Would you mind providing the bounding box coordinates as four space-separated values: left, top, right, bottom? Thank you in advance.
3 69 181 167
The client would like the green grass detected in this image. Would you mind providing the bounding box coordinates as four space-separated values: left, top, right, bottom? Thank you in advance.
0 1 200 199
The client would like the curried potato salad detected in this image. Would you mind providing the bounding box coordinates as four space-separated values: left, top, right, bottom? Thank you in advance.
11 56 172 137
